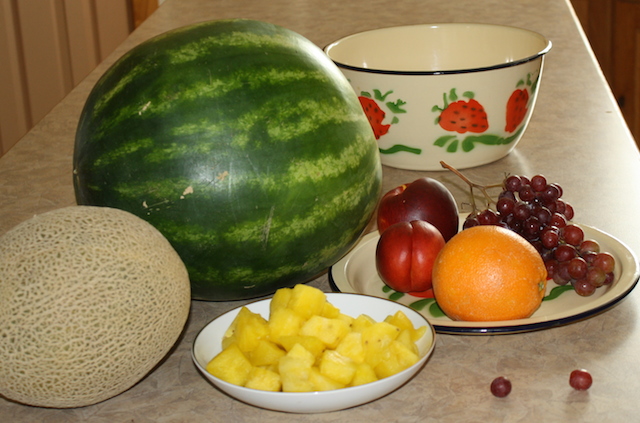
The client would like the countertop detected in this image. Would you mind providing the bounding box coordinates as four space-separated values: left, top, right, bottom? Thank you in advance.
2 0 640 421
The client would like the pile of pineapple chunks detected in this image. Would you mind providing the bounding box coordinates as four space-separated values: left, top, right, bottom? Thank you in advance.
206 284 427 392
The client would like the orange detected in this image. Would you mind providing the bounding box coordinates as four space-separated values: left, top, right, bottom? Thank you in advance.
432 225 547 321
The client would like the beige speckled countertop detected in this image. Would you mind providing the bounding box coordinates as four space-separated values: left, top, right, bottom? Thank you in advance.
2 0 640 421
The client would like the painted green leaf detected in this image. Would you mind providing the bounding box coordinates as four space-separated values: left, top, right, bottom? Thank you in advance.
409 298 435 311
429 301 446 317
361 91 372 98
503 126 524 144
434 135 456 147
543 285 575 301
389 291 405 301
379 144 422 155
446 139 459 153
464 135 503 147
391 116 399 124
462 90 475 99
461 137 476 152
531 73 540 93
387 99 407 113
374 89 394 101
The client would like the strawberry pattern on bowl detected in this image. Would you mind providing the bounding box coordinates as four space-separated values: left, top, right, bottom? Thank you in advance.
325 23 551 170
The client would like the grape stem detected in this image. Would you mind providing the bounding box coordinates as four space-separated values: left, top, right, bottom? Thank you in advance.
440 161 503 215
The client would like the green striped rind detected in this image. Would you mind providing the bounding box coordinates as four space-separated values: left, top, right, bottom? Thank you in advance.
74 19 382 300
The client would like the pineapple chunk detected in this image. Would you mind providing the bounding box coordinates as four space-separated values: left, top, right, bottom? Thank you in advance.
269 287 292 316
206 344 253 386
319 350 357 385
244 366 282 391
278 335 326 359
268 307 304 343
279 358 314 392
249 339 286 367
396 329 419 356
362 321 401 367
284 342 316 366
287 284 326 319
335 331 365 364
221 332 236 350
336 312 355 326
384 310 414 332
278 343 315 392
385 310 427 342
351 314 376 333
299 315 350 349
227 307 270 354
350 362 379 386
309 367 345 391
412 325 428 342
374 340 420 379
320 300 341 318
391 339 420 369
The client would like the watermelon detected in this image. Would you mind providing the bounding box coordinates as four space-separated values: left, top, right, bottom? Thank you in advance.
73 19 382 301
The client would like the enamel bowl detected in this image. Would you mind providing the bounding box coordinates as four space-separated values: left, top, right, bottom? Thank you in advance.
324 23 552 170
192 292 436 413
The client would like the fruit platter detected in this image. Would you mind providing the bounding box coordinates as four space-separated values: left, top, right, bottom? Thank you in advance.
330 221 639 334
330 166 640 334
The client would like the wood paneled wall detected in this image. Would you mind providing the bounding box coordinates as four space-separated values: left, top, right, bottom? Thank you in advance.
571 0 640 143
0 0 133 156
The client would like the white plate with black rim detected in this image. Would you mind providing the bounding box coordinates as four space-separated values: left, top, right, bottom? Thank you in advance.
329 224 639 335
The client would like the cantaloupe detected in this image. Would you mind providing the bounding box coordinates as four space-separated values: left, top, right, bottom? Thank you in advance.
0 206 191 408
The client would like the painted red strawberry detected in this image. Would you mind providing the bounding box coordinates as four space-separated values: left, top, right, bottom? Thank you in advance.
434 90 488 134
359 96 391 139
505 89 529 132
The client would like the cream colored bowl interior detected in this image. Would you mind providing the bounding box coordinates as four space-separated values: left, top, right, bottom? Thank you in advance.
325 23 551 72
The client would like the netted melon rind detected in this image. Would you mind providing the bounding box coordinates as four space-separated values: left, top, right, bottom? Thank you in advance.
0 206 191 408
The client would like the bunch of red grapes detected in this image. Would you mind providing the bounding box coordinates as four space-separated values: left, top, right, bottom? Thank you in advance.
463 174 616 296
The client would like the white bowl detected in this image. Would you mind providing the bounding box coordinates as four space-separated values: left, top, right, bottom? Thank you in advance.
192 292 436 413
324 23 552 170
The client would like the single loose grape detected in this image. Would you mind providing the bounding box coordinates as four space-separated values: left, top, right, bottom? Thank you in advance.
579 239 600 254
518 184 536 202
572 279 597 296
477 209 501 225
567 257 588 279
564 203 575 220
586 266 607 287
513 201 531 221
563 224 584 247
553 261 572 285
531 175 547 192
497 196 516 216
569 369 592 390
490 376 512 397
542 184 561 204
554 244 577 262
549 213 567 229
593 252 616 274
604 272 615 285
464 216 480 229
541 227 560 249
504 175 522 192
533 206 552 225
